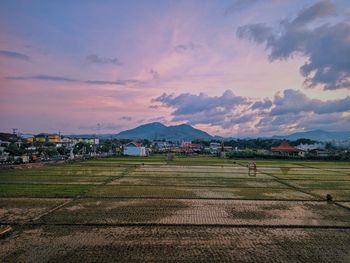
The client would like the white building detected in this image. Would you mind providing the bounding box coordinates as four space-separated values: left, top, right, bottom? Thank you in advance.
123 142 147 156
297 143 325 151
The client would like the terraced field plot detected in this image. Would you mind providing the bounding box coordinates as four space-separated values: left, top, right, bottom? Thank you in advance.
1 156 350 262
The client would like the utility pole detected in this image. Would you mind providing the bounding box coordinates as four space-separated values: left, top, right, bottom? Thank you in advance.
11 128 18 141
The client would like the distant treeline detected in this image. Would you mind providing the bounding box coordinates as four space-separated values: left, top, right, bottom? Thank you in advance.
193 138 318 150
226 150 350 161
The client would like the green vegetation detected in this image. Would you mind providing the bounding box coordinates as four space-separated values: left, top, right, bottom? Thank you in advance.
0 184 93 197
86 185 197 198
0 175 110 184
1 156 350 201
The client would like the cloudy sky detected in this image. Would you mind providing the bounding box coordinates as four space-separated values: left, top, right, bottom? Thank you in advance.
0 0 349 136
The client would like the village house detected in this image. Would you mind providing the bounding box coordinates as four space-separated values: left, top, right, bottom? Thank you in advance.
152 141 172 152
309 148 330 157
123 142 147 156
48 134 61 143
271 141 305 157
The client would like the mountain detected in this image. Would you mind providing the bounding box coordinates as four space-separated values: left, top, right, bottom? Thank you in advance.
272 130 350 141
115 122 213 141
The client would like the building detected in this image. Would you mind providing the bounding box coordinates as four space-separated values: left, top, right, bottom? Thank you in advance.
192 143 204 153
181 141 192 148
48 134 61 143
123 142 147 156
297 143 325 151
180 141 192 154
309 148 329 157
21 134 35 143
209 142 221 151
271 141 305 157
24 137 34 143
35 134 47 143
78 138 99 145
152 141 172 152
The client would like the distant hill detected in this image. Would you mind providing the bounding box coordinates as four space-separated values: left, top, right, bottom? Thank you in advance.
115 122 213 141
272 130 350 141
64 126 350 142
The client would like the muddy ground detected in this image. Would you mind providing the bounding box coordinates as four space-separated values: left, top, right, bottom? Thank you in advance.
1 226 350 263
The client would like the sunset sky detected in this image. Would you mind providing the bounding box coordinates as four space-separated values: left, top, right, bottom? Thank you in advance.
1 0 350 136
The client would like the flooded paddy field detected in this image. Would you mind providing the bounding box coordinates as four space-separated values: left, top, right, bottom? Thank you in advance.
1 156 350 262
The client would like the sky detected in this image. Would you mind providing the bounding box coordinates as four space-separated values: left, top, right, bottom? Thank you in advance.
0 0 350 136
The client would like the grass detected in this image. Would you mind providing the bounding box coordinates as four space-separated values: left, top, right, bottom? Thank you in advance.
0 175 111 184
0 183 94 198
86 185 198 198
0 169 123 177
305 189 350 201
284 180 350 190
1 156 349 200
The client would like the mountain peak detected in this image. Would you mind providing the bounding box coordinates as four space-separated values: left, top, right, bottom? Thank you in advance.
139 122 166 128
115 122 212 141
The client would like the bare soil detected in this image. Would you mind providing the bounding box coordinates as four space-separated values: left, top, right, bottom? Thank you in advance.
0 226 349 263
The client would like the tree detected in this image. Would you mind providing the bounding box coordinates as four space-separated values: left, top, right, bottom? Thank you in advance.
5 143 25 156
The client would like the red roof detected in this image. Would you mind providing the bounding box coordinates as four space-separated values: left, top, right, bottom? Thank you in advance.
271 141 300 152
126 141 142 147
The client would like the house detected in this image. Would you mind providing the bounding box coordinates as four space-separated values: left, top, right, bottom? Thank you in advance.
21 134 35 143
123 142 147 156
297 143 325 151
35 134 48 143
192 143 204 153
209 142 221 151
181 141 192 148
48 134 61 143
309 148 329 157
152 141 172 151
271 141 305 157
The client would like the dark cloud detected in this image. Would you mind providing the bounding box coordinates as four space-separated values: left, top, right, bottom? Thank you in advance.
250 98 272 110
6 74 143 86
256 88 350 133
0 50 30 61
236 23 273 43
86 54 121 65
174 42 199 53
154 90 246 116
149 105 160 109
150 69 160 79
237 0 350 90
225 0 259 15
258 111 350 134
6 75 77 82
85 79 143 85
270 89 350 115
292 0 336 26
153 90 248 126
153 88 350 133
120 116 132 121
85 80 121 85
